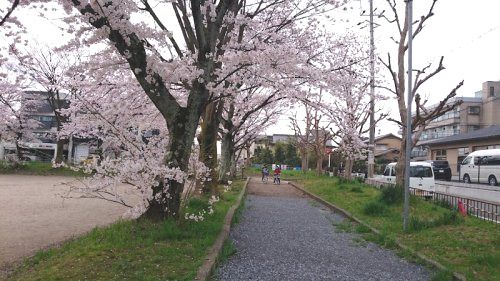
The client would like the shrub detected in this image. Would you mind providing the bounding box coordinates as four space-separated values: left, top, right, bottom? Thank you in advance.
362 200 389 216
379 185 403 205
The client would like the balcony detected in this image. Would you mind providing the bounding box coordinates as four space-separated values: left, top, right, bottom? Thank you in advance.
411 150 428 158
419 130 460 141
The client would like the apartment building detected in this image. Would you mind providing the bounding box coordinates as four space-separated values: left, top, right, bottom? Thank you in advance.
412 81 500 160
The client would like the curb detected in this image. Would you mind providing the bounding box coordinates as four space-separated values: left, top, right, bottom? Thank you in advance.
194 177 249 281
288 181 467 281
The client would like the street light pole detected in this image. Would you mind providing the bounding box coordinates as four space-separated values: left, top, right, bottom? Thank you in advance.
403 0 413 232
367 0 376 178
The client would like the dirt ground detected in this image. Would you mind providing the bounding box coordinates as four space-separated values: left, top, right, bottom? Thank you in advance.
0 175 140 275
248 177 305 198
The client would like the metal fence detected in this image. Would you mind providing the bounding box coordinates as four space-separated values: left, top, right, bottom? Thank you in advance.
410 187 499 223
364 178 500 223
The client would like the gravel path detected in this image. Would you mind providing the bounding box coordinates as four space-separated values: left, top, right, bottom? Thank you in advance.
216 179 430 281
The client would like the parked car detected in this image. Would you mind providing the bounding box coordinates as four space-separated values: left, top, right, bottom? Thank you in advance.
426 160 452 181
460 149 500 186
379 162 436 193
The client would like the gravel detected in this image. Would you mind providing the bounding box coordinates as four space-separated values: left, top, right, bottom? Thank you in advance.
216 189 431 281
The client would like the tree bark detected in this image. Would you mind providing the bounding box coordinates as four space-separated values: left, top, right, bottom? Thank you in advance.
198 101 222 193
316 153 323 176
300 148 308 173
54 138 66 164
142 84 208 220
344 158 354 180
219 132 235 183
396 129 408 186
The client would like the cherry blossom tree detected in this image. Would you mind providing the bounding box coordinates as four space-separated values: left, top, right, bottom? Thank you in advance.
9 45 78 164
2 0 355 220
0 82 40 165
218 86 285 182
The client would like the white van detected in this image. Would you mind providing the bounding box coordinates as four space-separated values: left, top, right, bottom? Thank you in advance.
381 162 436 192
460 149 500 186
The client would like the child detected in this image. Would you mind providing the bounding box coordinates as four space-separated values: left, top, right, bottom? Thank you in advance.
273 165 281 184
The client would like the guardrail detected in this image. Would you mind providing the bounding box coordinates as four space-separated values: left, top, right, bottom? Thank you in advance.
365 178 500 223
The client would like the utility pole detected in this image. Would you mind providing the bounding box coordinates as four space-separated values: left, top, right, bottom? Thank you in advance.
367 0 376 178
403 0 413 232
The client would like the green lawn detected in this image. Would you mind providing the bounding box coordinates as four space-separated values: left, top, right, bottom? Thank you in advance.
0 161 85 176
6 180 245 281
284 170 499 281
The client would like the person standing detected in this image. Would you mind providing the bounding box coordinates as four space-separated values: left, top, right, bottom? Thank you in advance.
262 165 269 182
274 165 281 184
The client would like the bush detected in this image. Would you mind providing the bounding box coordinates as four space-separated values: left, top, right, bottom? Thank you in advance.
379 185 403 205
362 201 389 216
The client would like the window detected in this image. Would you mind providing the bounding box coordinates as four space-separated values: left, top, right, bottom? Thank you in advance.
376 144 388 151
468 106 480 115
462 156 472 165
473 157 480 165
458 147 470 156
410 166 433 178
474 145 500 151
469 125 480 131
490 86 495 97
487 156 500 165
435 149 447 160
383 167 391 176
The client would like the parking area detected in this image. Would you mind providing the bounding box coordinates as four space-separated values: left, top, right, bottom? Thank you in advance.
0 175 139 273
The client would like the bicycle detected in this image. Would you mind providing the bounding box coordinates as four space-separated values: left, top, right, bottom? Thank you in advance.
273 174 281 185
262 173 269 184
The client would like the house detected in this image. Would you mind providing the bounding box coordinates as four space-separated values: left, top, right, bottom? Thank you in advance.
424 125 500 176
373 133 401 163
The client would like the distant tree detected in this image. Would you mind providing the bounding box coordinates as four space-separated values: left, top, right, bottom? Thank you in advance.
259 147 274 166
284 142 300 167
274 142 286 164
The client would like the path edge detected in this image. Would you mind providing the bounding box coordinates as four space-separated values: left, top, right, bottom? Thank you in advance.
288 181 467 281
194 177 249 281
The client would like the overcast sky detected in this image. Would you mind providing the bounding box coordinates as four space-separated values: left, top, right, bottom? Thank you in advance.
6 0 500 136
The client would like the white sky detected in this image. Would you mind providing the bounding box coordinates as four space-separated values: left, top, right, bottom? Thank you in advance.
267 0 500 136
5 0 500 136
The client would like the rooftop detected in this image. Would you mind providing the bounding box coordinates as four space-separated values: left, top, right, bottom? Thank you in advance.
423 125 500 146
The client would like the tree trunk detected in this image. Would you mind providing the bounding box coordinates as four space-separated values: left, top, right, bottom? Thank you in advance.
54 138 66 164
344 158 354 180
198 101 222 194
316 153 323 176
300 149 308 173
396 133 407 186
219 133 235 183
142 86 207 220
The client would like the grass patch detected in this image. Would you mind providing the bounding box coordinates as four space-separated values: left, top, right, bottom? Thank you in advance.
0 161 85 176
349 186 363 193
291 174 500 280
379 185 403 205
6 180 246 281
431 269 454 281
362 201 389 216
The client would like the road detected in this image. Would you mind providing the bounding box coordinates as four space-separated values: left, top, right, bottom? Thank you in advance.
0 175 140 277
435 180 500 203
